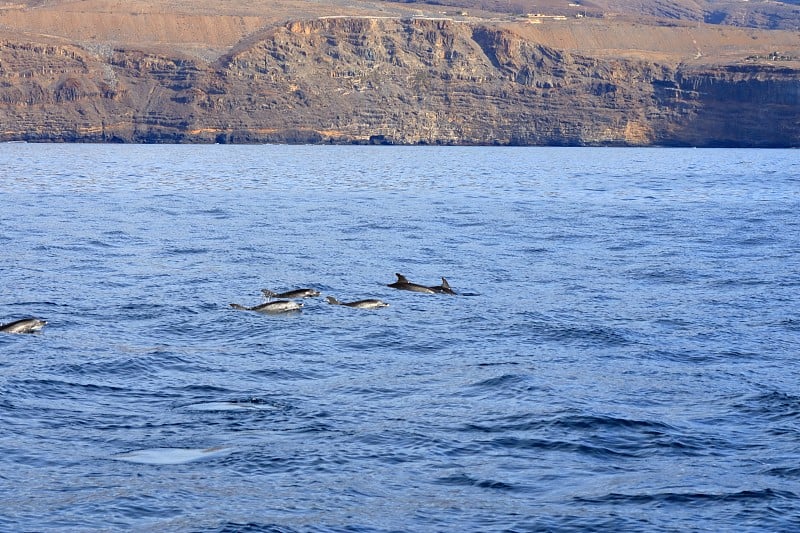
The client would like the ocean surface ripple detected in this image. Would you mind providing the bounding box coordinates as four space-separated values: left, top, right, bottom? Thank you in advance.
1 145 798 531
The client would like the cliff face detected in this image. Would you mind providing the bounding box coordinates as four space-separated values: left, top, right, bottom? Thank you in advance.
1 17 798 146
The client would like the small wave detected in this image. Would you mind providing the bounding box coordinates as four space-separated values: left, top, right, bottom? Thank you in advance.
710 277 771 288
461 373 541 400
86 238 116 249
164 246 211 255
435 473 518 491
252 368 321 381
475 360 521 367
354 431 434 464
54 358 139 378
3 300 61 308
191 207 231 219
464 413 675 435
338 385 413 400
763 466 800 478
469 373 532 389
735 391 800 422
554 415 675 433
215 522 300 533
627 267 697 284
177 384 235 395
519 246 551 254
734 235 781 247
537 322 632 347
779 318 800 331
646 348 728 364
116 302 172 321
575 488 797 505
11 377 132 398
458 436 637 459
458 412 713 459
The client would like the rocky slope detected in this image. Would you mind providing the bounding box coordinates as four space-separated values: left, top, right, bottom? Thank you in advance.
1 13 798 146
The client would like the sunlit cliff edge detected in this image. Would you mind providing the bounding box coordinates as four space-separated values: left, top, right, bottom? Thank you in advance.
1 0 799 146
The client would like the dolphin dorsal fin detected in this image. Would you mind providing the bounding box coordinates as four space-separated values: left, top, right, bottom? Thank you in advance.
441 277 451 289
395 273 409 283
261 289 277 300
325 296 341 305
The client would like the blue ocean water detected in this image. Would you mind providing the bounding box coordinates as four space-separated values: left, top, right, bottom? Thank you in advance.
0 144 798 531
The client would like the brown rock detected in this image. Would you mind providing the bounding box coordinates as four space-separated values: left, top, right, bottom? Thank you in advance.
0 3 798 146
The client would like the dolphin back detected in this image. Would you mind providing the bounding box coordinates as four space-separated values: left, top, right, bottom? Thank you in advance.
388 273 436 293
0 318 47 333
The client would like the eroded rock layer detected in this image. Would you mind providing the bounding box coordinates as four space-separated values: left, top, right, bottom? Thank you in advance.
1 17 798 146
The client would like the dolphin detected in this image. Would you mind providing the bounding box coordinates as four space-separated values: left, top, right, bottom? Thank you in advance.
0 318 47 334
429 277 457 295
261 288 320 300
230 300 302 314
326 296 389 309
387 273 437 294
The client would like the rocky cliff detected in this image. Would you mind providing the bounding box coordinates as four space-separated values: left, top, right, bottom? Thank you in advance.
1 16 798 146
